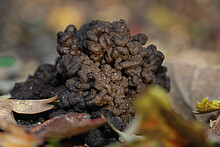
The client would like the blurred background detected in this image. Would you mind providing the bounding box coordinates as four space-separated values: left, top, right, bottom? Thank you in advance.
0 0 220 94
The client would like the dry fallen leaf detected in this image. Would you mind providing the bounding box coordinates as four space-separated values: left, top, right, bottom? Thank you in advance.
206 114 220 143
210 119 216 128
0 94 58 124
166 60 220 122
31 112 107 141
0 120 39 147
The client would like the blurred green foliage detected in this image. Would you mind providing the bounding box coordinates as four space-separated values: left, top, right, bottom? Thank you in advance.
49 138 60 147
0 56 15 68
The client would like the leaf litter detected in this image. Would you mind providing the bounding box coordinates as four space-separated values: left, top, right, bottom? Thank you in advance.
31 112 107 141
108 85 211 147
3 59 220 146
0 94 58 124
0 92 109 146
0 109 107 146
0 120 39 147
207 115 220 143
166 60 220 122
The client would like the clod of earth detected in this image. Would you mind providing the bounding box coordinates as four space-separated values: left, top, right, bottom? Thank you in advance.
10 19 170 146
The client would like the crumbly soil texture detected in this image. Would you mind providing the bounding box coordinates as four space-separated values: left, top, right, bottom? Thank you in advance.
11 19 170 146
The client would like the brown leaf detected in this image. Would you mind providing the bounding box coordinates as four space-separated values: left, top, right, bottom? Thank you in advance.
10 94 58 114
0 100 16 124
31 112 107 141
0 120 39 147
0 94 58 124
206 114 220 142
166 60 220 122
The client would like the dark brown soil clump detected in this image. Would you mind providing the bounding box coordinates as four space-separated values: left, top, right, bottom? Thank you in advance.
10 19 170 146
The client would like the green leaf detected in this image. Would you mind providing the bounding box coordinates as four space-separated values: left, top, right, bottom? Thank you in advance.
0 56 15 67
